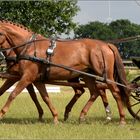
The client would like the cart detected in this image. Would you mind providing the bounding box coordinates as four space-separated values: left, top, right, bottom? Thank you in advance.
127 58 140 120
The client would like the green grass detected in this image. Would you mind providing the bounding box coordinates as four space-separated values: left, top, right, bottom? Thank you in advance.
126 69 140 82
0 86 140 139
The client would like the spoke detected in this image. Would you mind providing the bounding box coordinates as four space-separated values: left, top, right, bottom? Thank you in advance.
135 108 140 117
130 101 140 107
131 95 140 101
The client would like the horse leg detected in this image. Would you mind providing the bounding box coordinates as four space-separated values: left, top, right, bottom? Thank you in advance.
0 79 17 96
33 82 58 124
79 77 99 122
64 78 85 121
100 89 112 121
0 79 44 121
105 64 126 124
64 87 85 121
0 75 33 119
108 82 126 125
26 84 44 121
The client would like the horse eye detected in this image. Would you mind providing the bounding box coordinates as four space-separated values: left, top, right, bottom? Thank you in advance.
0 32 3 36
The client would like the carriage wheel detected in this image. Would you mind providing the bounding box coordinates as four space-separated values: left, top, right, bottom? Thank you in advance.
127 76 140 120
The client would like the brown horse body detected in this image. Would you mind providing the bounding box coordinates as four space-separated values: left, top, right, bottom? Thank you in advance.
0 20 129 124
1 47 112 122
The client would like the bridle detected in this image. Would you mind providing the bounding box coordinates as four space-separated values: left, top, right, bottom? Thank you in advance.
0 33 49 53
0 33 47 70
0 33 51 65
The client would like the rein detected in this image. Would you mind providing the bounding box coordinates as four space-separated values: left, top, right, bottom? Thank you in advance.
18 55 130 89
0 37 49 52
1 34 140 52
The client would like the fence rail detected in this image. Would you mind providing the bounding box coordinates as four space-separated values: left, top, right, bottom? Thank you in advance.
7 86 60 93
123 60 139 70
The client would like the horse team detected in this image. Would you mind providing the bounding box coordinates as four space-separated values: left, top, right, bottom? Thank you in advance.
0 20 131 125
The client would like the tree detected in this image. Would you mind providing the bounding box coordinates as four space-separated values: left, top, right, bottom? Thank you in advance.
109 19 140 58
0 0 79 36
74 20 140 59
74 21 116 40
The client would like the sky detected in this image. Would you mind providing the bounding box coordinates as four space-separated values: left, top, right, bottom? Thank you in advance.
73 0 140 25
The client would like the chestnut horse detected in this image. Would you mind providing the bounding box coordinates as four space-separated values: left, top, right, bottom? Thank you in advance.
0 49 112 122
0 20 129 124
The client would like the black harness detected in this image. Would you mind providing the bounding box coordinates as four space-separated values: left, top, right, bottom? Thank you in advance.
40 35 56 81
0 34 57 82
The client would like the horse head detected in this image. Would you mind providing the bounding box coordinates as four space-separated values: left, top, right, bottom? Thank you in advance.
0 20 33 54
0 28 13 57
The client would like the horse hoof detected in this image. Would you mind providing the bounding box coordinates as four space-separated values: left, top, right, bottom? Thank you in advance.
64 113 69 121
106 116 112 121
119 121 126 126
79 117 86 123
0 117 2 120
0 113 4 120
104 118 112 125
54 120 59 125
38 118 44 122
39 113 43 120
64 116 68 121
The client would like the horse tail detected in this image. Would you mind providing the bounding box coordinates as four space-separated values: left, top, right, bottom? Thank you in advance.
108 43 130 106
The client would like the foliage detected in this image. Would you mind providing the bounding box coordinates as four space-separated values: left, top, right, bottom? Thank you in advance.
109 19 140 58
0 0 79 36
74 21 116 40
74 19 140 59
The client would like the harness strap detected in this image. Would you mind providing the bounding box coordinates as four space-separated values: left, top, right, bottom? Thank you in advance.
40 35 56 82
18 55 49 64
31 34 37 57
17 55 130 88
5 56 18 72
0 38 49 52
18 55 50 82
5 57 17 62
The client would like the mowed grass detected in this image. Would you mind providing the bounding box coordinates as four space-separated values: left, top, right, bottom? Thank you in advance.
0 84 140 139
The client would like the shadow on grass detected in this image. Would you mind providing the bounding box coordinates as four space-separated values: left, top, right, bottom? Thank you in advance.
0 117 55 124
62 115 136 126
0 116 135 125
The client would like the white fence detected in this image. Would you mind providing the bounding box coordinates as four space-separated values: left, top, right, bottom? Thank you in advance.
123 60 139 70
7 86 60 93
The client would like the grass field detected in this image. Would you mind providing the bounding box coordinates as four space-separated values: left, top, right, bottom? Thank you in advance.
0 84 140 139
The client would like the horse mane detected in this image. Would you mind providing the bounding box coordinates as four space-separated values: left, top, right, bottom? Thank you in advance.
0 19 32 33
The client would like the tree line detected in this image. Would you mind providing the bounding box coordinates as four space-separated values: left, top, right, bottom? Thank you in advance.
74 19 140 59
0 1 139 59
